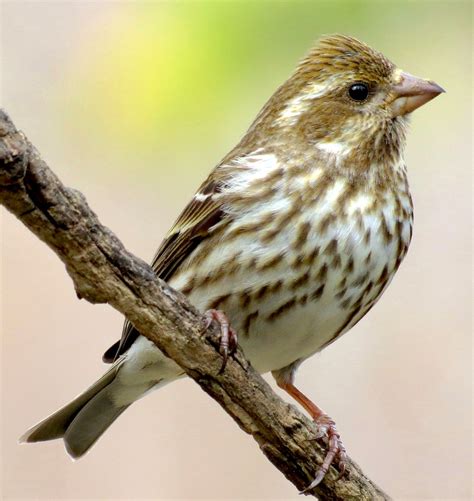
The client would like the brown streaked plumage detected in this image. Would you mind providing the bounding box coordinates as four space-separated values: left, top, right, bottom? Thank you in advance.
22 34 444 491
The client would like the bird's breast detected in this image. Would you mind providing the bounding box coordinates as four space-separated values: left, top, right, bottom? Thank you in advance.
170 165 413 373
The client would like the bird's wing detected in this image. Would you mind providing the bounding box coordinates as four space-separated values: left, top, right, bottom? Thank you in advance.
102 174 228 363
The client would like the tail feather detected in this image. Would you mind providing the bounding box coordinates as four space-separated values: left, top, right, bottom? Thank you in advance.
20 359 127 457
21 338 180 458
64 392 130 458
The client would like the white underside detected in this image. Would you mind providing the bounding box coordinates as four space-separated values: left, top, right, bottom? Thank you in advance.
113 154 412 407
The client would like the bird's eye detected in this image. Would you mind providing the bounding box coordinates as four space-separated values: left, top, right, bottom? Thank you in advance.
348 83 369 101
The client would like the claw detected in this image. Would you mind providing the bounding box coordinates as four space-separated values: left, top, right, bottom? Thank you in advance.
299 468 326 494
275 380 348 492
301 420 348 493
203 309 238 374
202 314 213 331
334 457 348 482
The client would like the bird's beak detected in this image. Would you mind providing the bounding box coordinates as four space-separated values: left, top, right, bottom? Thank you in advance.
390 70 445 117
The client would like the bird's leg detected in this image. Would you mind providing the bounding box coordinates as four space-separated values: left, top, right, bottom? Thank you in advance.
276 379 348 491
203 309 238 374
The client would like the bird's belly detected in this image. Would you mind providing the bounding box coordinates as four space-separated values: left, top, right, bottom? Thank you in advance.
214 247 391 374
171 201 412 374
237 291 352 373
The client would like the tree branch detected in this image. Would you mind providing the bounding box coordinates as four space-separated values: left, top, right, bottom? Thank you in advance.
0 109 390 500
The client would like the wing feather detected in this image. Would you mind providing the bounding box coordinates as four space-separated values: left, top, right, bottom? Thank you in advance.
102 176 227 362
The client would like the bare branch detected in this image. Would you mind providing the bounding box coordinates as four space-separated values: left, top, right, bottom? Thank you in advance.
0 109 390 500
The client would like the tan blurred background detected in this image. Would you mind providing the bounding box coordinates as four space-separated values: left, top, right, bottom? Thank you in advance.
1 1 472 499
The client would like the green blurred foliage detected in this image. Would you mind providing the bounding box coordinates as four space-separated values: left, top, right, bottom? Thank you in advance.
61 2 372 144
59 0 471 182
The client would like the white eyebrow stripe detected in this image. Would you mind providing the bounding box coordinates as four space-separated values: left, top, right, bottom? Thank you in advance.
301 81 330 99
275 80 335 126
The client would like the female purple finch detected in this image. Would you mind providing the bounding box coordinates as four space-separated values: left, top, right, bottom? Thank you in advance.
22 35 443 489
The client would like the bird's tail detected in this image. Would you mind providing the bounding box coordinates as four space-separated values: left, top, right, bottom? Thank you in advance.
20 358 159 459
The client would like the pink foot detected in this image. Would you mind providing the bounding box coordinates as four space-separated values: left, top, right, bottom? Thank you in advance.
203 309 238 374
301 414 348 493
275 380 348 491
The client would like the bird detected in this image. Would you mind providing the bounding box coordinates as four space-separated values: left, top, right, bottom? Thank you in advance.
21 34 443 489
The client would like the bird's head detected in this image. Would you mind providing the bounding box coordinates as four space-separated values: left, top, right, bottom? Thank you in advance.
257 35 444 165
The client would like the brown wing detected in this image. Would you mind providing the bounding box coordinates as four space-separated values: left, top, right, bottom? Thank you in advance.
102 176 226 363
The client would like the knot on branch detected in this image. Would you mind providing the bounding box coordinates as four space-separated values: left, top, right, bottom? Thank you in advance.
0 110 29 185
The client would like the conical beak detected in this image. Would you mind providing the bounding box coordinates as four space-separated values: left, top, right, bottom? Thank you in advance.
390 71 445 117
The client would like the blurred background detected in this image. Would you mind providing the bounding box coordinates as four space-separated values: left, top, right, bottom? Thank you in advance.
1 1 472 499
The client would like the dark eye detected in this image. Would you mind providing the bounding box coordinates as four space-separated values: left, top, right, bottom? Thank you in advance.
348 83 369 101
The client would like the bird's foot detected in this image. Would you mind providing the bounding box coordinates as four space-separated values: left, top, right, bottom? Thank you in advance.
203 309 238 374
300 415 348 494
274 379 348 492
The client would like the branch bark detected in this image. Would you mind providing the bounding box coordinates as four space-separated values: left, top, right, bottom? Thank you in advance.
0 109 390 500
